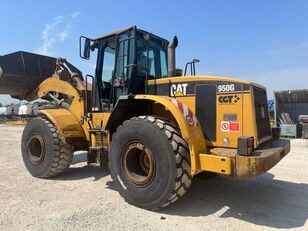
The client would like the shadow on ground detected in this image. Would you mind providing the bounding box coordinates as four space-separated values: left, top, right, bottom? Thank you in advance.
160 173 308 229
52 152 109 181
49 152 307 229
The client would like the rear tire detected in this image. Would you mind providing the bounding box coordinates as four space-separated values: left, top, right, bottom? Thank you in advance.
109 116 192 210
21 117 74 178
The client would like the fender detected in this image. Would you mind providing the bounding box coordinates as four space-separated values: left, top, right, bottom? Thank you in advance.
106 95 207 175
26 76 80 101
32 77 88 149
28 77 85 127
39 109 87 149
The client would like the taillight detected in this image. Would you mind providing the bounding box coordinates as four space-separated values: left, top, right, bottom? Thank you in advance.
237 136 254 156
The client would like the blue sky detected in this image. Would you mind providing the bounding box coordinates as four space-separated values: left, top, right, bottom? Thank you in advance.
1 0 308 103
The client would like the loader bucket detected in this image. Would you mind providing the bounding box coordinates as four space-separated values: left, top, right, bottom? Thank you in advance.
0 51 82 100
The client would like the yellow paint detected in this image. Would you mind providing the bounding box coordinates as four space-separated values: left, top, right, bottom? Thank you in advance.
39 109 85 143
174 91 184 97
148 75 266 90
31 77 87 143
30 74 285 179
198 154 232 175
214 92 243 148
134 94 206 175
32 77 112 149
148 76 265 149
35 76 80 100
91 112 111 128
242 91 259 146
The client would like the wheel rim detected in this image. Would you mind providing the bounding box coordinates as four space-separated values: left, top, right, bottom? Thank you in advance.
27 133 45 165
122 142 156 187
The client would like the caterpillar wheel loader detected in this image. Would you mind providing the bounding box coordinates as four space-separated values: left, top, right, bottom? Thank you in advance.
0 26 290 210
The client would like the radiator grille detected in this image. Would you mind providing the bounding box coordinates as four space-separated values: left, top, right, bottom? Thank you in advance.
253 87 271 141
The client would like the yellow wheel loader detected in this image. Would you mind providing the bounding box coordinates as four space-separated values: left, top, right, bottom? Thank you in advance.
0 26 290 210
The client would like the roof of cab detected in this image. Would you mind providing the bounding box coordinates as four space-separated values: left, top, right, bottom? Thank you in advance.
94 26 169 44
95 26 135 40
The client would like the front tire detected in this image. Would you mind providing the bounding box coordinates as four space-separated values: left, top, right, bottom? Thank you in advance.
109 116 192 210
21 117 74 178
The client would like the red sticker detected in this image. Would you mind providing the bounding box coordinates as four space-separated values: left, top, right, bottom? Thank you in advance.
229 122 240 132
221 121 240 132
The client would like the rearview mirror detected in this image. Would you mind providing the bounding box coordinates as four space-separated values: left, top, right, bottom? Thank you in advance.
80 36 92 60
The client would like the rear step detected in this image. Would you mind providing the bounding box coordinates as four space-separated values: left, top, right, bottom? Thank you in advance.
88 127 108 167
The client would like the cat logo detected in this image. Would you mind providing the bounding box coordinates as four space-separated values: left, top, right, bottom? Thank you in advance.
170 83 188 97
218 95 240 104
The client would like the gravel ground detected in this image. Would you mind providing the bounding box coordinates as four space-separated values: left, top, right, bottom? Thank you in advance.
0 124 307 231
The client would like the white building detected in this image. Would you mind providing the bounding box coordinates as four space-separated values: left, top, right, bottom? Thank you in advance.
18 105 33 116
0 107 6 115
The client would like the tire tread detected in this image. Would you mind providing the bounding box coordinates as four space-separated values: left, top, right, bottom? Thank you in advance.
41 117 74 177
111 116 192 210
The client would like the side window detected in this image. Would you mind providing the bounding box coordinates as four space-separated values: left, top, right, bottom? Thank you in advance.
115 39 128 79
148 50 155 77
113 32 134 100
115 33 134 80
102 47 115 83
136 40 148 77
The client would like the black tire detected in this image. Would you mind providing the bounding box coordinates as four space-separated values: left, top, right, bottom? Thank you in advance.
21 117 74 178
109 116 192 210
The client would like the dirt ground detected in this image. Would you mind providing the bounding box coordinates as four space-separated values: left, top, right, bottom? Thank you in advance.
0 124 307 231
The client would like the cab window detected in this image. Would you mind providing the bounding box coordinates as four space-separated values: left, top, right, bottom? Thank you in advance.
160 49 167 77
102 46 115 83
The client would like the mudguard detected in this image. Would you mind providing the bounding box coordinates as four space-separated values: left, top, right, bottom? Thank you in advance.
39 109 87 149
106 95 207 175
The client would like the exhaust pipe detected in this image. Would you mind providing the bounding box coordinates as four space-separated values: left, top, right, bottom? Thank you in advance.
168 36 178 77
0 51 82 100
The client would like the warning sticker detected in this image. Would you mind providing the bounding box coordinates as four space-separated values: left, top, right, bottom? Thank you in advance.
221 121 240 132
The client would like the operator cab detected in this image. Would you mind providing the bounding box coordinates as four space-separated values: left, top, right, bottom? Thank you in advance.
80 26 169 111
